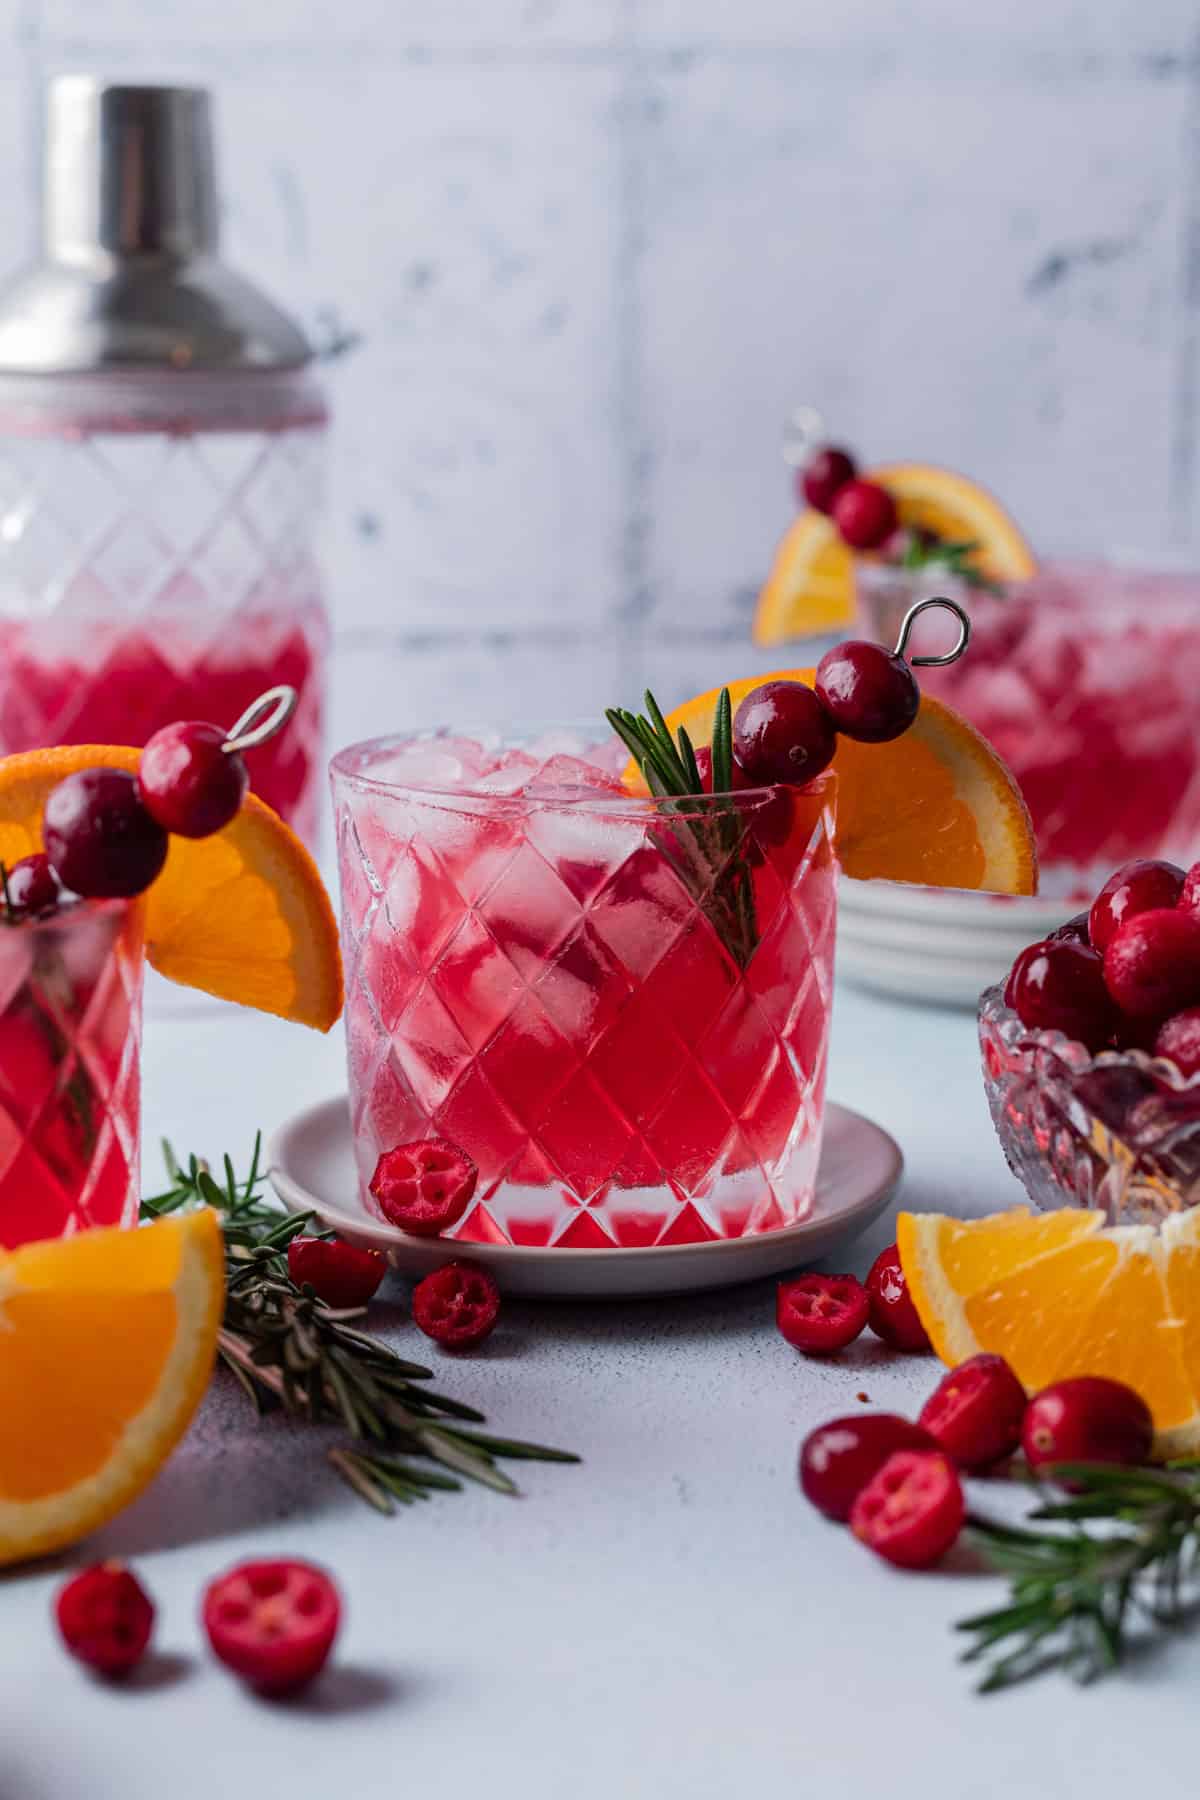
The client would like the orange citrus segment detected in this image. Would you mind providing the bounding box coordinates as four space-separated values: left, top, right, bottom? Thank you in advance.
898 1205 1200 1457
0 745 342 1030
633 672 1037 894
0 1209 224 1564
753 462 1036 646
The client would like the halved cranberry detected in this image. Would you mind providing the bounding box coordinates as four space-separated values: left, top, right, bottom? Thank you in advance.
1022 1377 1153 1484
43 768 169 899
799 1413 937 1521
918 1353 1026 1471
369 1138 478 1237
814 640 920 744
411 1260 501 1349
832 479 898 551
1153 1007 1200 1076
138 720 249 839
732 680 837 786
55 1562 155 1677
5 852 60 917
202 1559 340 1694
1004 938 1115 1050
287 1234 387 1308
1103 908 1200 1019
865 1244 931 1352
776 1273 869 1355
799 446 857 515
1088 859 1186 953
850 1449 964 1569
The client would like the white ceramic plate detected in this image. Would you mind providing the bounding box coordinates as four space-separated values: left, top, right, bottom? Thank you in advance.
266 1098 903 1300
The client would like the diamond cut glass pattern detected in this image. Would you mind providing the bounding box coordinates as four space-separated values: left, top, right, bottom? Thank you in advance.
0 900 144 1250
333 733 837 1247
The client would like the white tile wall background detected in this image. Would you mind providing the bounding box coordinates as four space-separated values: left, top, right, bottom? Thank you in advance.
2 0 1199 743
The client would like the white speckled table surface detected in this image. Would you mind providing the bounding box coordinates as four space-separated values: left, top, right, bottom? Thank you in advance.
4 977 1193 1800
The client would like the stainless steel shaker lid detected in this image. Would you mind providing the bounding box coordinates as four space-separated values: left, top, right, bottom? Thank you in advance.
0 78 313 373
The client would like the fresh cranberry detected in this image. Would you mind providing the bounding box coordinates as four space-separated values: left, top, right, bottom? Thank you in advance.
42 768 169 899
850 1449 964 1569
1048 912 1091 945
831 479 898 551
799 445 857 515
138 720 249 839
1175 858 1200 917
202 1559 340 1695
1103 908 1200 1019
55 1562 155 1677
1153 1007 1200 1076
1088 859 1186 953
799 1413 937 1521
693 745 752 793
814 640 920 744
411 1260 501 1349
865 1244 931 1352
369 1138 478 1237
1022 1377 1153 1484
732 680 837 787
776 1273 869 1355
5 852 60 917
1003 938 1115 1050
287 1234 387 1308
917 1354 1026 1471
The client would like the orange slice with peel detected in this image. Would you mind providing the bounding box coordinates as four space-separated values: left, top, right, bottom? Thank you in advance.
0 745 342 1030
753 462 1037 645
0 1208 224 1565
630 673 1037 893
898 1204 1200 1459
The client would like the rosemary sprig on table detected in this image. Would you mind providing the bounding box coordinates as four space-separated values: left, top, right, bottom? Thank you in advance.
605 686 759 967
141 1138 579 1513
960 1462 1200 1691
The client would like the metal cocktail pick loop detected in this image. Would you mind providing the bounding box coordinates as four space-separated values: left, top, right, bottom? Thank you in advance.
223 685 298 755
893 595 971 668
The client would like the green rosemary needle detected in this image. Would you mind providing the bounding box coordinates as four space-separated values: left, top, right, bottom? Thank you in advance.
141 1136 580 1509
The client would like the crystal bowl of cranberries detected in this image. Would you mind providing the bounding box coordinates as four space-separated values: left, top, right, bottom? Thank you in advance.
980 858 1200 1224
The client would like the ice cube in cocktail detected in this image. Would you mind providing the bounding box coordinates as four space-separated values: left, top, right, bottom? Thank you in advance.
0 898 143 1249
333 730 837 1246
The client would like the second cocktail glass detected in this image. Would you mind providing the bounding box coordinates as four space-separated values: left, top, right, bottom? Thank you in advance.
333 730 837 1247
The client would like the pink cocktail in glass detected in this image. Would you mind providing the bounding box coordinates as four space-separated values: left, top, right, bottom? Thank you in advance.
333 731 837 1247
857 560 1200 893
0 897 143 1249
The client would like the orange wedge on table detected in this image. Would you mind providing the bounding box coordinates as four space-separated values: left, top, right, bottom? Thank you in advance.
633 674 1037 894
0 745 342 1030
753 462 1037 645
0 1209 224 1565
898 1205 1200 1458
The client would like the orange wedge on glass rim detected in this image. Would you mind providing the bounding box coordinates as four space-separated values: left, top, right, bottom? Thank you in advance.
0 1208 224 1565
626 674 1037 894
0 744 342 1030
752 462 1037 645
897 1204 1200 1458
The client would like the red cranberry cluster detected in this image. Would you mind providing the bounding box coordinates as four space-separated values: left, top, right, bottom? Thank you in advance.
367 1136 501 1347
1005 858 1200 1066
800 1362 1152 1570
777 1242 931 1356
56 1557 341 1693
799 442 899 553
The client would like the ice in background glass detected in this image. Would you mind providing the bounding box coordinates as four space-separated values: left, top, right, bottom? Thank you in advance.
0 897 143 1249
857 559 1200 895
333 730 837 1247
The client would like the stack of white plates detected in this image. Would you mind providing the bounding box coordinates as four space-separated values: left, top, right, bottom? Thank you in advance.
836 878 1077 1009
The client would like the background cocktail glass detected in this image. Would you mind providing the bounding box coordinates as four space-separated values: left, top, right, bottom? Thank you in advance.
0 896 144 1249
333 729 837 1248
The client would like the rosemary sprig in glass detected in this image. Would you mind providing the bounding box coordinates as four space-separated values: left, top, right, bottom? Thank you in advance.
960 1462 1200 1691
901 533 1003 595
141 1137 579 1513
605 686 759 968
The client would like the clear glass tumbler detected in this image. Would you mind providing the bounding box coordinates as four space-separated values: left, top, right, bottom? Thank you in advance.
333 729 837 1247
0 897 144 1249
